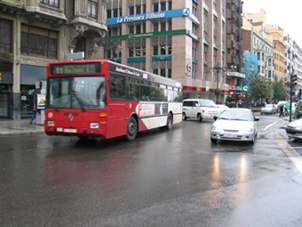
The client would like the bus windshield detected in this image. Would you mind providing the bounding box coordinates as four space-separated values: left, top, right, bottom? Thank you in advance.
47 76 106 109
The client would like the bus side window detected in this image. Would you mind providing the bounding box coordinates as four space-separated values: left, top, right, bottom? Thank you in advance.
109 74 125 100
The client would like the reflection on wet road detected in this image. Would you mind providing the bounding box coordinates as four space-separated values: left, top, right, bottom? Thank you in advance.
1 115 302 226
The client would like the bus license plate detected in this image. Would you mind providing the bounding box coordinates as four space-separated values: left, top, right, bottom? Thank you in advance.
64 128 77 133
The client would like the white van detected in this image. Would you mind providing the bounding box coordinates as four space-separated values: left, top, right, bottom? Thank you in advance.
183 99 220 122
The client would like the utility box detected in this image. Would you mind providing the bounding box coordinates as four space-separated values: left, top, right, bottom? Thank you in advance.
35 81 46 125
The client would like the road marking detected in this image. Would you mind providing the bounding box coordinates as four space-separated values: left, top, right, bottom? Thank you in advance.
271 130 302 174
263 121 278 131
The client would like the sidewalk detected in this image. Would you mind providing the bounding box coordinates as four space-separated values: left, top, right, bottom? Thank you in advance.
0 119 45 136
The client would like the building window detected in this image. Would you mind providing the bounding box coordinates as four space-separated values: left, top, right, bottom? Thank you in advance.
129 6 134 15
204 45 208 62
153 3 159 12
88 0 97 19
0 20 12 52
204 30 207 41
40 0 59 8
21 25 57 59
153 21 171 32
160 45 166 55
107 10 112 18
161 2 166 11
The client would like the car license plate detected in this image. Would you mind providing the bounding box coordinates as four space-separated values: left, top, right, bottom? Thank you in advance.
64 128 77 133
224 133 236 137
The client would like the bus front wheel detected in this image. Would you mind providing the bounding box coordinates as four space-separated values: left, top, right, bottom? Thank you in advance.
125 117 138 142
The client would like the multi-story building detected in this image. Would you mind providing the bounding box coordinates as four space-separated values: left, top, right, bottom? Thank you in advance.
266 24 286 82
0 0 108 119
284 33 302 99
225 0 245 100
97 0 229 103
242 11 274 80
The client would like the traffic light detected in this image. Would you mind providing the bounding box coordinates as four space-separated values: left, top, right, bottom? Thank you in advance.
292 74 297 82
243 85 249 92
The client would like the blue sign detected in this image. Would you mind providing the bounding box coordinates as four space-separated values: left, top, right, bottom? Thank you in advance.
106 8 200 26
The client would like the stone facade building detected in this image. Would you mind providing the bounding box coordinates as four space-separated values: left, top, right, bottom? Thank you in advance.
0 0 108 119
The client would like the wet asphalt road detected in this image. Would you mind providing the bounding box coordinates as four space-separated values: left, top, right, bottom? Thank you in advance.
1 115 302 227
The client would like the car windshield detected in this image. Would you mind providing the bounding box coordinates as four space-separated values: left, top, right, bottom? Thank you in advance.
199 100 216 107
218 110 253 121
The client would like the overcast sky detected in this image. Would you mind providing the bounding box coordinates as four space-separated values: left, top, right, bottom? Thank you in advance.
242 0 302 47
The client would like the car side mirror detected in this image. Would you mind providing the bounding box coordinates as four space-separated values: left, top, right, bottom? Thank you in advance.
213 116 218 121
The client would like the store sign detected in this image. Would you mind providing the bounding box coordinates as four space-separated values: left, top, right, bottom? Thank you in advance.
229 85 237 90
107 8 200 26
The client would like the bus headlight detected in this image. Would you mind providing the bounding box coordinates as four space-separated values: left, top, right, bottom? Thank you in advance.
47 121 55 126
90 123 99 129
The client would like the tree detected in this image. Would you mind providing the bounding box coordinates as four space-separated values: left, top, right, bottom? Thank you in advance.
272 78 287 102
248 73 272 100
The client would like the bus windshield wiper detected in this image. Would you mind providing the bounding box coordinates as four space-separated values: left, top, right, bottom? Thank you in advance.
73 90 86 112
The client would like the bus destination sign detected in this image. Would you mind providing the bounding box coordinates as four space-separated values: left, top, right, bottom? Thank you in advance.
50 62 100 75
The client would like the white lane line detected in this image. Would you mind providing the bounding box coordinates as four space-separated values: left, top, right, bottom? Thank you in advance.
263 121 278 131
271 131 302 174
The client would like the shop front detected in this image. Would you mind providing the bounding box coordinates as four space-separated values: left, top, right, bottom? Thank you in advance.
0 72 13 118
20 65 46 118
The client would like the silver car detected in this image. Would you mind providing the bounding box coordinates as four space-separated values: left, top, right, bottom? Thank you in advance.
261 104 277 114
285 119 302 140
211 108 259 144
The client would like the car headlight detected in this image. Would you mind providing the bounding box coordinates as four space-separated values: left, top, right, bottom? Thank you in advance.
240 128 253 133
211 125 222 132
90 123 99 129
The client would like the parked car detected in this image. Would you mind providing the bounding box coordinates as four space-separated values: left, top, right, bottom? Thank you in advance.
183 99 220 122
261 104 277 114
210 108 259 144
285 119 302 140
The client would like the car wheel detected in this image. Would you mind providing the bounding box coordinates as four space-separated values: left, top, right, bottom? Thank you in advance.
166 112 173 130
211 138 217 143
197 113 202 122
125 117 138 142
183 112 187 121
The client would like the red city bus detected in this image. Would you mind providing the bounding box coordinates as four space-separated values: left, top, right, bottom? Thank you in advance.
44 59 183 141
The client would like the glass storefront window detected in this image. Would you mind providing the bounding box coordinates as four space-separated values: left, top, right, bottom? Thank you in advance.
21 85 35 116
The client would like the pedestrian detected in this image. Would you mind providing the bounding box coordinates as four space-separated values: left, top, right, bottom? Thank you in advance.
30 101 36 124
279 105 284 117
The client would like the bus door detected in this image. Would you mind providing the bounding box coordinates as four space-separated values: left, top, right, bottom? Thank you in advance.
107 74 127 138
107 103 127 138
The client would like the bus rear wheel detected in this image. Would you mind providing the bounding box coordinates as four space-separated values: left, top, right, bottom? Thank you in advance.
166 113 173 130
125 117 137 142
